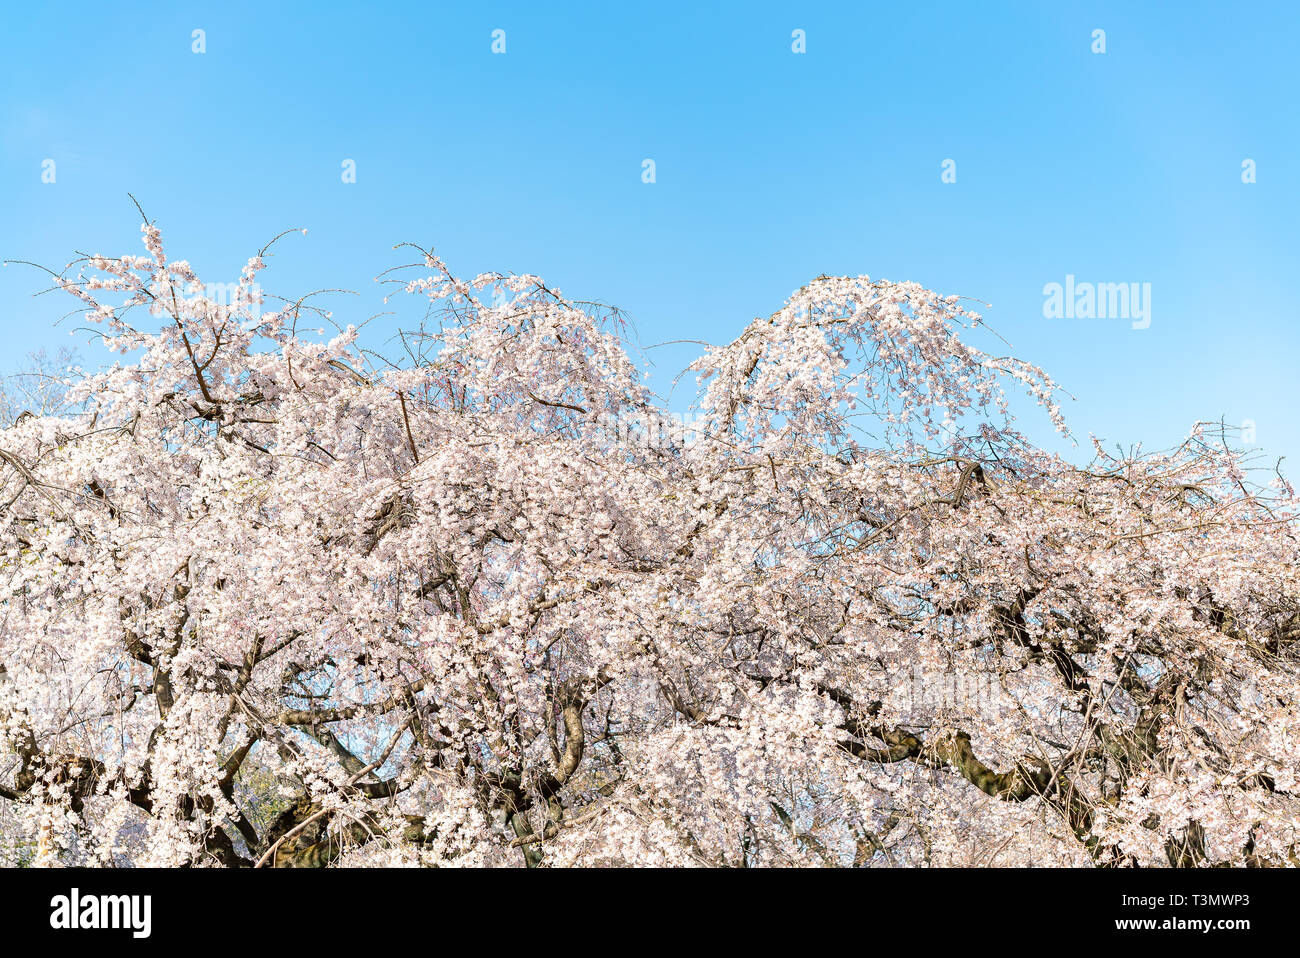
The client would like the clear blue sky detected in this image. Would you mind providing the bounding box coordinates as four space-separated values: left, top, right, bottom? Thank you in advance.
2 1 1296 467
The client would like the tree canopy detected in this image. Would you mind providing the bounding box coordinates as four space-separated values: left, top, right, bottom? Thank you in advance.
1 219 1296 867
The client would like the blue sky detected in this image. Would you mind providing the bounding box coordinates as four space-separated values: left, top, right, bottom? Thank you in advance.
2 1 1296 467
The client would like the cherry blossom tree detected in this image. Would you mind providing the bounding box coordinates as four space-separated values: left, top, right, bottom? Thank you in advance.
1 216 1296 867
